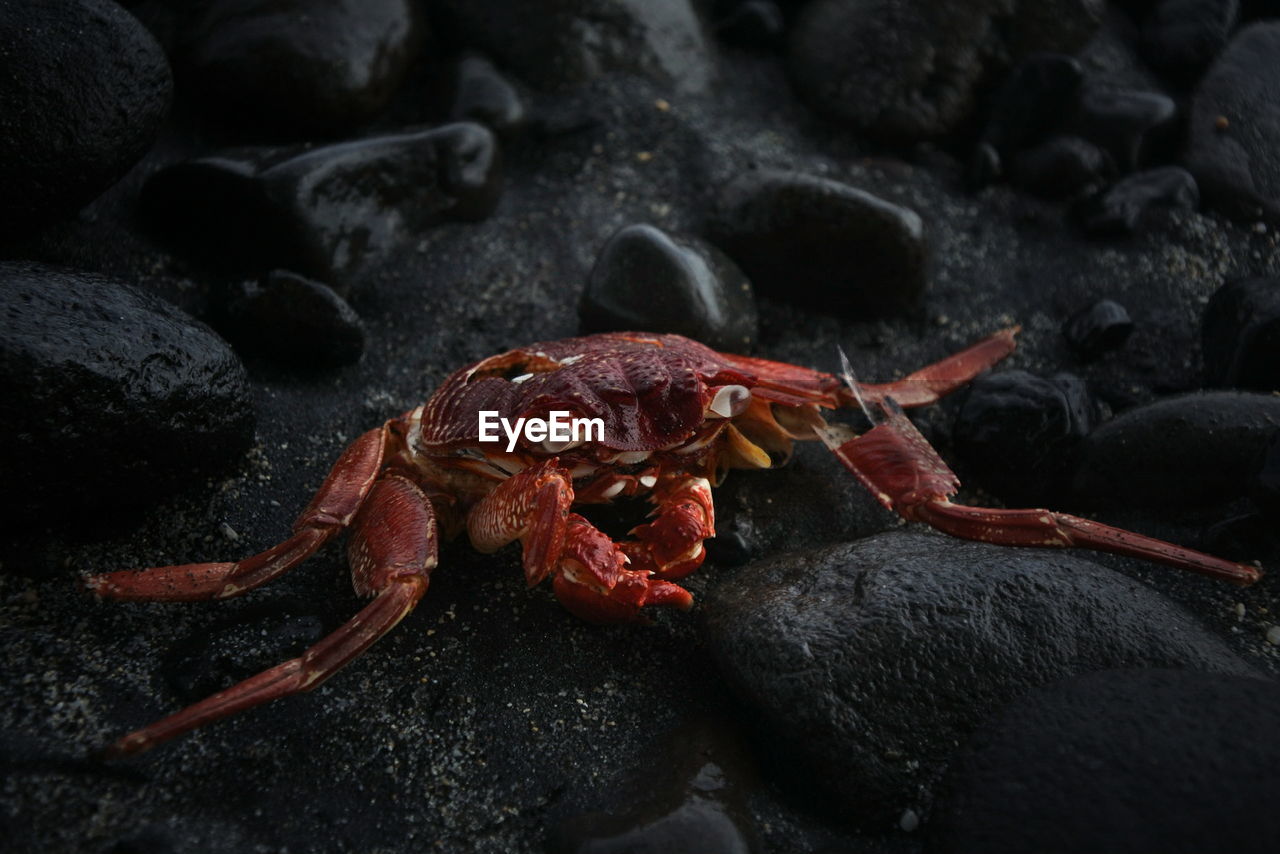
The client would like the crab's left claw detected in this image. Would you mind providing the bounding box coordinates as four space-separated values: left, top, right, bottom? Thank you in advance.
466 460 693 624
553 515 694 624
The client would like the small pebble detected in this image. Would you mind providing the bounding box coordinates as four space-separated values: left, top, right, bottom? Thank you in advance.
179 0 422 135
580 223 759 352
954 370 1097 505
1062 299 1134 360
1141 0 1240 85
900 808 921 833
1184 22 1280 223
1078 166 1200 236
978 54 1085 167
142 123 502 283
709 169 928 318
1011 135 1113 199
1266 625 1280 645
220 270 366 369
1201 276 1280 390
714 0 786 49
448 52 526 136
1068 87 1178 173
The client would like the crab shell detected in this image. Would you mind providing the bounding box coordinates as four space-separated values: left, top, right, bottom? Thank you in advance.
415 332 849 483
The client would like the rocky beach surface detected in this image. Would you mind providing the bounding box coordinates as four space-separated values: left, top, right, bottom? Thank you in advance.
3 1 1280 852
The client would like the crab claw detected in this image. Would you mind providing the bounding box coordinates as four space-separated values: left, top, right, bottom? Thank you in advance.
552 514 694 624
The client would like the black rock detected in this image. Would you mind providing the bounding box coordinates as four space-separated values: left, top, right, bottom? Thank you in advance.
1011 135 1113 198
448 53 526 136
1202 276 1280 390
580 224 759 353
1204 509 1278 559
953 370 1098 505
704 531 753 567
1078 166 1200 235
179 0 422 136
703 533 1251 828
1184 22 1280 223
434 0 715 93
788 0 1102 142
931 669 1280 854
714 0 786 49
967 142 1003 188
1063 298 1135 359
1068 86 1179 172
1072 391 1280 508
980 54 1086 163
141 123 502 284
709 170 927 318
220 271 366 369
0 262 254 527
0 0 172 232
1141 0 1240 84
551 719 759 854
1252 429 1280 520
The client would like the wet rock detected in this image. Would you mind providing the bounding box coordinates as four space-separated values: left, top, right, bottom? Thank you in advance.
967 142 1003 188
0 0 172 231
435 0 715 94
709 170 927 318
447 53 526 137
713 0 786 49
1063 298 1135 359
953 370 1098 505
1202 276 1280 390
551 719 760 854
975 54 1086 185
580 224 759 353
1068 87 1179 172
1072 391 1280 508
788 0 1102 142
1078 166 1200 235
931 669 1280 854
703 532 1251 828
179 0 422 136
1011 135 1113 198
704 531 753 568
1204 509 1277 560
1141 0 1239 85
141 123 502 283
219 271 366 370
1184 22 1280 223
1252 429 1280 520
712 440 900 560
0 262 253 527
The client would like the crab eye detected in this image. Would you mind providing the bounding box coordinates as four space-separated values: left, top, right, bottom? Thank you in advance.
707 385 751 418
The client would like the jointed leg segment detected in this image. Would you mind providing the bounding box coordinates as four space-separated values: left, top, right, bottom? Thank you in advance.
87 423 396 601
101 473 438 758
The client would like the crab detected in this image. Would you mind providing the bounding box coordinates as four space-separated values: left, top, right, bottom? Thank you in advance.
87 329 1261 758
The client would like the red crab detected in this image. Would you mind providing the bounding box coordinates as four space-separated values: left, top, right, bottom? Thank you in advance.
88 329 1261 758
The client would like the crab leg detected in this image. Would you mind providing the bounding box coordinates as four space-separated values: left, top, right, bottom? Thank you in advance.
87 421 399 601
856 327 1019 408
620 475 715 579
466 459 692 623
101 474 437 758
818 403 1262 586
